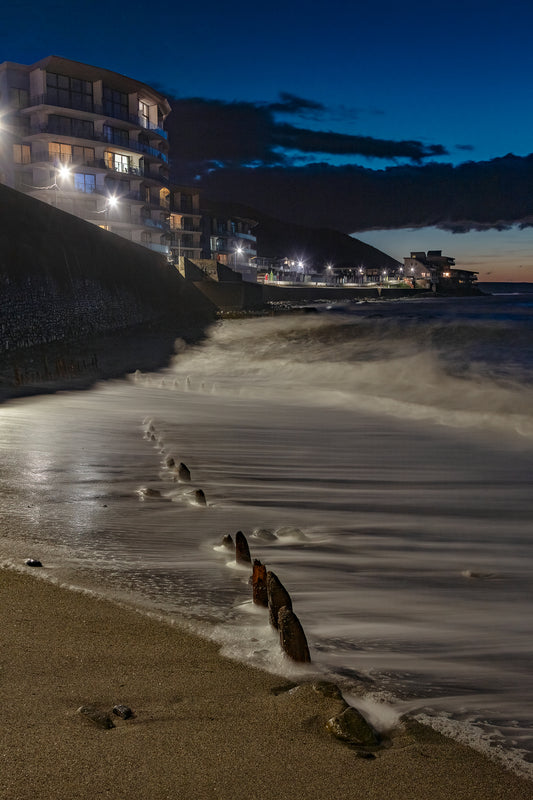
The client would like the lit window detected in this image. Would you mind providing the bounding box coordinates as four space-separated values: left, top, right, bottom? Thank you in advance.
49 142 72 164
13 144 31 164
49 142 94 165
104 152 130 173
74 173 96 193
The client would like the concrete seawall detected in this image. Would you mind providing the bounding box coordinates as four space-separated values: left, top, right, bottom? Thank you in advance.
192 276 483 312
192 280 433 311
0 185 216 400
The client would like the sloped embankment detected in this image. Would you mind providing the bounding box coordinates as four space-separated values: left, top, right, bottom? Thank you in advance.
0 185 216 399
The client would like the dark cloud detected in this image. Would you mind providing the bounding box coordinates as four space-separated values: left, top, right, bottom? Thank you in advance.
272 123 447 161
194 155 533 234
164 94 533 234
267 92 326 114
456 144 475 151
165 94 447 176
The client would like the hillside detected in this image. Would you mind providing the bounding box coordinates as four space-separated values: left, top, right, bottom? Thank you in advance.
202 200 399 270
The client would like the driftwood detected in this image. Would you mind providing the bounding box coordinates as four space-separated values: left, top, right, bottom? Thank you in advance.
266 571 292 629
252 560 268 606
278 606 311 663
235 531 252 565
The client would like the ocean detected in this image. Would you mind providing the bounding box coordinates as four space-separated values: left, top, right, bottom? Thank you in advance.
1 284 532 779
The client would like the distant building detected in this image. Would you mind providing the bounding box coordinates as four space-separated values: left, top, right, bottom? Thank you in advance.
0 56 198 261
403 250 478 287
169 185 203 262
206 213 258 281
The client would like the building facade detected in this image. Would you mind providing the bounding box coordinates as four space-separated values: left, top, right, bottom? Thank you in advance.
169 185 203 262
206 214 258 281
0 56 173 256
403 251 478 287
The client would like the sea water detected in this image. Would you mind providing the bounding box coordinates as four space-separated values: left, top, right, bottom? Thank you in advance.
1 288 532 778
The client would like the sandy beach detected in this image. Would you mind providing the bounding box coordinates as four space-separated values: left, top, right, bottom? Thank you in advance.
1 567 532 800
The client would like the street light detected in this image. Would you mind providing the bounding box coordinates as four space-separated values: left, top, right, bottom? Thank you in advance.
105 195 119 226
57 164 71 181
234 245 243 268
54 163 71 206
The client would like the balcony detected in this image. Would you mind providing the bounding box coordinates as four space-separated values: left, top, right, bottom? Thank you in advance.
170 222 202 232
141 217 170 231
27 94 168 138
28 125 168 162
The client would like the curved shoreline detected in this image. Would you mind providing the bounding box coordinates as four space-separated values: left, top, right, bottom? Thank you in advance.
1 565 532 800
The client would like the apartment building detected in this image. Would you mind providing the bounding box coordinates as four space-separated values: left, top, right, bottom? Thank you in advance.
0 56 173 256
206 213 258 281
169 185 203 261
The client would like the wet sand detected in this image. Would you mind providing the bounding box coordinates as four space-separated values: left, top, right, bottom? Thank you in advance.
1 567 532 800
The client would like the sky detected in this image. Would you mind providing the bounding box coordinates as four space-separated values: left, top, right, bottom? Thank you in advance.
1 0 533 280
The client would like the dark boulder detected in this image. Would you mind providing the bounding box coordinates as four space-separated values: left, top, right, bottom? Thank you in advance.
325 707 379 747
78 706 115 730
112 704 133 720
25 558 43 567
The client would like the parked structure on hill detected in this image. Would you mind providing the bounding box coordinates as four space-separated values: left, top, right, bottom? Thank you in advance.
403 250 478 288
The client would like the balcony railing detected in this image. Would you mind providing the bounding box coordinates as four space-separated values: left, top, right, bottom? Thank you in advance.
28 124 168 162
141 217 170 230
30 151 169 183
170 223 202 232
27 94 168 138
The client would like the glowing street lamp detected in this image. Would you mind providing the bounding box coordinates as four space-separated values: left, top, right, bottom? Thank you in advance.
234 245 243 267
105 195 119 224
54 163 71 206
57 164 71 181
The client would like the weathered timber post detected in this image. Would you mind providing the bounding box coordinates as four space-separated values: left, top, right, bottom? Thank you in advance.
235 530 252 565
266 571 292 629
252 560 268 606
278 605 311 663
178 462 191 481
